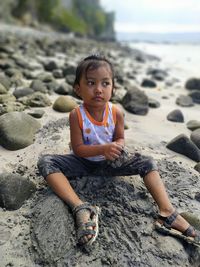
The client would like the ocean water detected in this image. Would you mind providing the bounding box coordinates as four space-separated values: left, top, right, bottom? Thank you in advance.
128 42 200 79
117 32 200 44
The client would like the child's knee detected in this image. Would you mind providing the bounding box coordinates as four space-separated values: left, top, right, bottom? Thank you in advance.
37 154 56 178
141 156 158 178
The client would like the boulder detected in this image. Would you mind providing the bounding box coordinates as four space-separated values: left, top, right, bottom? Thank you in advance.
166 134 200 162
188 91 200 104
141 78 157 88
148 98 161 108
0 102 25 115
52 69 64 79
185 78 200 90
0 111 41 150
43 60 59 71
54 82 72 95
18 92 51 107
53 96 78 112
13 88 34 99
62 64 76 76
176 95 194 107
167 109 184 123
65 74 75 86
28 109 45 119
0 93 16 104
30 79 48 94
31 191 75 264
122 87 149 115
190 128 200 149
0 173 36 210
186 120 200 131
0 83 8 94
0 74 11 90
147 68 168 81
194 163 200 173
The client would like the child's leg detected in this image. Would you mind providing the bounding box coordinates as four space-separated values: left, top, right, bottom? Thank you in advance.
46 172 83 208
143 170 195 236
38 154 99 244
46 172 95 244
104 151 197 236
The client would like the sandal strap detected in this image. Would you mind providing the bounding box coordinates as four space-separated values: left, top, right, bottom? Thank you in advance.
77 229 96 241
79 221 96 228
183 225 194 237
72 202 97 216
158 210 179 228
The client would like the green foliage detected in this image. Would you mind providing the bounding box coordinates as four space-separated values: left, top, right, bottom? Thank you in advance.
73 0 106 36
10 0 114 38
36 0 60 23
52 8 87 34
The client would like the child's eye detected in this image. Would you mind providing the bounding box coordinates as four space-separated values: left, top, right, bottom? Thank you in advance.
102 81 110 87
87 81 94 86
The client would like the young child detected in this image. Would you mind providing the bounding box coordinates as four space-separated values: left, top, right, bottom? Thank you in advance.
38 54 200 246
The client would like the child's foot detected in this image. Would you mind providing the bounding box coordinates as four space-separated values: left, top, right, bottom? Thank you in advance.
72 202 100 245
155 210 200 245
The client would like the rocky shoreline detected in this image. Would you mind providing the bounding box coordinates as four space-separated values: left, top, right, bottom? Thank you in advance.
0 25 200 267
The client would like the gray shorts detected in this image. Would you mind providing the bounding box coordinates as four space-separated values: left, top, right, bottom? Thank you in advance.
37 151 158 179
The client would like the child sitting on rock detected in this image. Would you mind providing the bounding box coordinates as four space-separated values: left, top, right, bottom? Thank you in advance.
38 54 200 246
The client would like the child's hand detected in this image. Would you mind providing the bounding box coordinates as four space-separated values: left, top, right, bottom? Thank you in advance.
103 142 123 161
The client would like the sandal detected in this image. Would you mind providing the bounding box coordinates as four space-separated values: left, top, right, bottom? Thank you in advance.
72 202 100 246
155 210 200 247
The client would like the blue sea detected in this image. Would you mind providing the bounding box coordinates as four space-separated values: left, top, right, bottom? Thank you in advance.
116 32 200 44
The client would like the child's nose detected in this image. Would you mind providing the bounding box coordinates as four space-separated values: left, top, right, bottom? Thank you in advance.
95 83 103 93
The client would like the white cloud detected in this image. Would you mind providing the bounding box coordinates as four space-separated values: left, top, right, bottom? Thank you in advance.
101 0 200 12
101 0 200 33
141 0 200 11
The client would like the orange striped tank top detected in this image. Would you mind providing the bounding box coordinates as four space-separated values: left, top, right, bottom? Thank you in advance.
75 102 117 161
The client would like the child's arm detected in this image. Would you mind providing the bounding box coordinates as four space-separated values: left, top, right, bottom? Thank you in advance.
113 106 125 147
69 107 124 161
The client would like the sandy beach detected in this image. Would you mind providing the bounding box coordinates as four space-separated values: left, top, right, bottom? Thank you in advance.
0 25 200 267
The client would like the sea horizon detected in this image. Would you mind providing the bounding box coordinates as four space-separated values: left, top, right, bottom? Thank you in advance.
116 31 200 44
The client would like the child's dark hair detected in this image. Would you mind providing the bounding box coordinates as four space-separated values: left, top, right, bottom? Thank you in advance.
73 54 115 88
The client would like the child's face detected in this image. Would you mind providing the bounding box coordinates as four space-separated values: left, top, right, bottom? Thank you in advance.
75 64 113 108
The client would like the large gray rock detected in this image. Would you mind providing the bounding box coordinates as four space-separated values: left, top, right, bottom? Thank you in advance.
0 74 11 90
187 120 200 131
0 93 16 103
185 78 200 90
30 79 48 94
141 78 157 88
13 88 34 99
194 162 200 173
31 167 199 266
0 173 36 210
53 96 78 112
0 83 8 94
147 68 168 81
122 87 149 115
176 95 194 107
0 111 41 150
18 92 51 107
191 128 200 149
166 134 200 162
31 191 75 264
188 91 200 104
0 101 25 115
167 109 184 123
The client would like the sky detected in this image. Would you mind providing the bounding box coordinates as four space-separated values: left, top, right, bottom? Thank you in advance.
100 0 200 33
